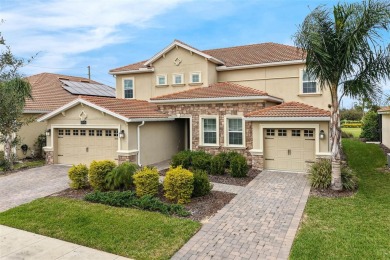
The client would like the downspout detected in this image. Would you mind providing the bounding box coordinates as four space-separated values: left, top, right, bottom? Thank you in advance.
137 121 145 166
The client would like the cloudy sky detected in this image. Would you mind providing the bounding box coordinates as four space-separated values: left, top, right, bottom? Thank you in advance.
1 0 389 107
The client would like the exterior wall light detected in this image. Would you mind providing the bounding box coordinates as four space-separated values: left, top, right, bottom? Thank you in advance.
45 129 51 136
119 130 125 138
319 130 325 139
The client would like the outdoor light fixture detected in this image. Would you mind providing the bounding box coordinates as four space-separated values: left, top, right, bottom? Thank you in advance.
119 130 125 138
45 129 51 136
319 130 325 139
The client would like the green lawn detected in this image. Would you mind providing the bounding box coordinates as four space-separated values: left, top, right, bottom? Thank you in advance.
290 139 390 259
341 127 361 138
0 159 45 172
0 197 200 260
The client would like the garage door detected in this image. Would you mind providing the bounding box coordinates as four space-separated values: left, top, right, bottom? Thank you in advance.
264 128 315 171
57 129 118 165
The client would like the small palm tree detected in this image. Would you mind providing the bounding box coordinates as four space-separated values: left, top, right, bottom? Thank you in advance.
293 0 390 190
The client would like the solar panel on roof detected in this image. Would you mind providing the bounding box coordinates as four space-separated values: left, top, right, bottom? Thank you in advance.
60 80 115 97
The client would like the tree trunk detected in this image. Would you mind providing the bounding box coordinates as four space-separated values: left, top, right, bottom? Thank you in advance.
330 88 342 190
3 133 14 170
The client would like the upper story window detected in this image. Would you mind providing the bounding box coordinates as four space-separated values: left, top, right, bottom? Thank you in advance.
156 75 167 86
123 78 134 99
172 73 184 85
201 117 218 145
190 72 201 83
227 118 243 146
302 70 317 94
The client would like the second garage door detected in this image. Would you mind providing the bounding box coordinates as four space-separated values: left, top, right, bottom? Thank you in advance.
57 129 118 165
264 128 315 172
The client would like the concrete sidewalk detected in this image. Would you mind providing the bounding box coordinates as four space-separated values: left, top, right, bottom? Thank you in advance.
0 225 131 260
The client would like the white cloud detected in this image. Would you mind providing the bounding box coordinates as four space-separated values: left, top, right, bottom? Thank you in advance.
0 0 187 74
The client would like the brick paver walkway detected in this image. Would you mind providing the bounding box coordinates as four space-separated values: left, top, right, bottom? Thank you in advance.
172 171 310 260
0 165 70 212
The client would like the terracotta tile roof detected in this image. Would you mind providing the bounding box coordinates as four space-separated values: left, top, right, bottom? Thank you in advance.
79 96 168 119
245 102 330 118
24 73 112 112
109 41 305 73
150 82 276 101
378 106 390 112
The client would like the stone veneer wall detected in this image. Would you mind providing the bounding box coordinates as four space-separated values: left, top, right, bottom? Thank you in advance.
157 102 265 167
45 151 54 165
118 154 137 164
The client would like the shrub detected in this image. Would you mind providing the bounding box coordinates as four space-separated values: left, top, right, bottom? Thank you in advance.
340 108 363 121
171 150 192 169
341 166 359 190
341 131 354 139
192 170 213 197
133 167 160 197
164 166 194 204
342 123 362 128
360 110 380 141
210 153 227 175
105 162 138 191
309 159 332 189
68 164 89 189
88 160 116 191
191 150 212 172
228 153 248 177
84 191 190 216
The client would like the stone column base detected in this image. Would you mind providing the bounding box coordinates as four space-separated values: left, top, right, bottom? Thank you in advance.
252 154 264 170
118 154 137 164
45 151 54 165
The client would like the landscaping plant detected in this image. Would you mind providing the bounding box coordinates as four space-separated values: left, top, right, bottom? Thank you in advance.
228 153 249 178
360 110 380 141
88 160 116 191
171 150 192 169
133 167 159 197
191 150 212 172
341 165 359 191
105 162 138 191
164 166 194 204
309 159 332 189
210 153 227 175
192 170 213 197
68 164 89 189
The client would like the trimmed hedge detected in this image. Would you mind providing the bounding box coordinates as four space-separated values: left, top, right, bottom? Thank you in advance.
164 166 194 204
342 123 362 128
191 151 212 172
210 152 227 175
228 153 249 177
192 170 212 197
68 164 89 189
133 167 160 197
171 150 192 169
88 160 116 191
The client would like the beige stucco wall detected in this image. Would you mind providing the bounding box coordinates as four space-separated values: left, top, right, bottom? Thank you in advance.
251 121 330 154
17 114 47 159
115 72 153 100
382 114 390 148
217 64 332 110
139 120 184 166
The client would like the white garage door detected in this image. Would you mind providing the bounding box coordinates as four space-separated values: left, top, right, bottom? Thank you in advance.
264 128 315 171
57 129 118 165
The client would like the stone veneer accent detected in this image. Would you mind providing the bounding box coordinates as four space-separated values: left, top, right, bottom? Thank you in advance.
118 154 137 164
251 154 264 170
45 151 54 165
157 102 265 166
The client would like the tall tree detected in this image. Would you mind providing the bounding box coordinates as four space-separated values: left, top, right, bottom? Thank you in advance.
294 0 390 190
0 24 33 170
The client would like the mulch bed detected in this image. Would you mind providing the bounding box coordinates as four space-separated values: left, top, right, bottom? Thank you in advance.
51 187 235 222
310 188 356 198
160 168 261 187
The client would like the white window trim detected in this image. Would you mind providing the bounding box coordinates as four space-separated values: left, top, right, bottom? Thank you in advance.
172 73 184 85
299 69 320 95
190 71 202 84
224 116 245 148
156 74 168 86
123 77 135 99
199 115 219 146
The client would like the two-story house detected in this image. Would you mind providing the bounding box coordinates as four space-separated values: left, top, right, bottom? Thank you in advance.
39 40 332 172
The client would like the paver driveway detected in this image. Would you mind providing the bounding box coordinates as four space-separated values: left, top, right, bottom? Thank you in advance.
0 165 70 212
173 170 310 260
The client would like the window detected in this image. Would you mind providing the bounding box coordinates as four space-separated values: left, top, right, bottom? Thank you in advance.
58 129 64 136
105 130 112 137
302 70 317 93
96 130 103 136
190 72 201 83
292 130 301 137
227 118 243 146
278 129 287 136
124 78 134 98
80 130 86 136
89 130 95 136
156 75 167 85
304 129 314 137
114 130 118 137
202 118 217 144
65 129 71 136
266 129 275 136
73 130 79 136
172 74 184 85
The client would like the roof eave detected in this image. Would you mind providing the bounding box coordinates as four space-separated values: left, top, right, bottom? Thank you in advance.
378 110 390 114
216 60 306 71
245 116 330 121
128 117 174 122
150 95 284 104
23 109 52 114
109 68 154 75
